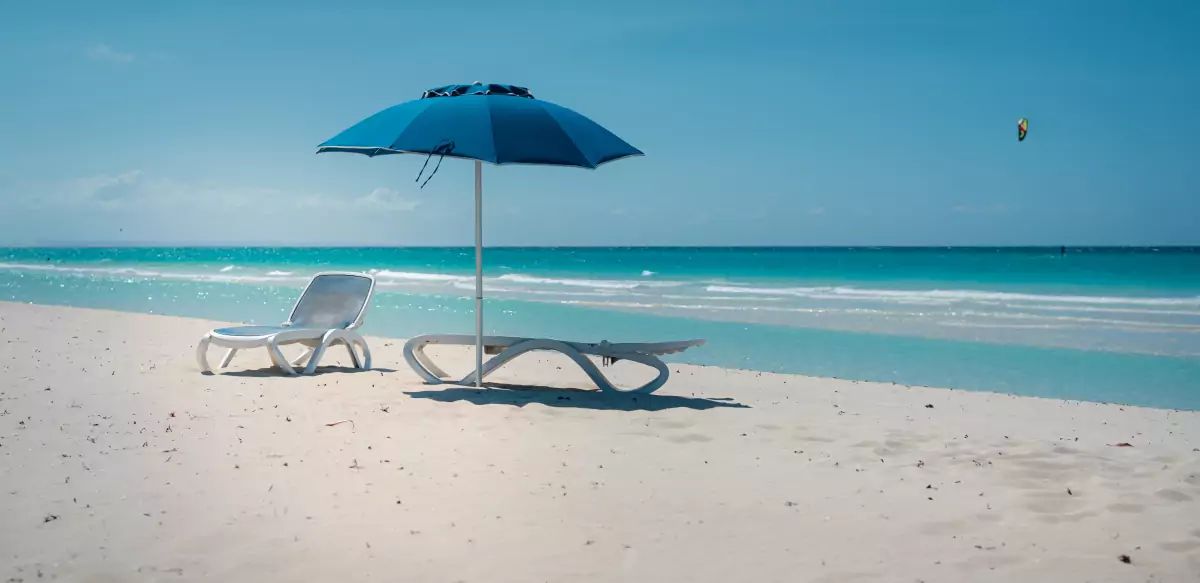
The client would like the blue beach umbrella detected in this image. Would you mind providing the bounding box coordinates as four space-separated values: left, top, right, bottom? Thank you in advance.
318 82 642 386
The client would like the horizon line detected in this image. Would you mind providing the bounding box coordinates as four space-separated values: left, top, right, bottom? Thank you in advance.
3 243 1199 250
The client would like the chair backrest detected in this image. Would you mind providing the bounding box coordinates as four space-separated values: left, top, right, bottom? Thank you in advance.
286 272 376 330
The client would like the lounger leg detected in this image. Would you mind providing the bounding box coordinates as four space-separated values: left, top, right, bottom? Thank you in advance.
268 341 297 376
290 347 313 367
196 335 212 373
344 340 362 369
578 351 670 394
455 339 669 394
356 338 371 370
219 348 238 369
568 351 669 394
456 339 574 387
403 338 449 383
303 335 333 375
619 354 671 394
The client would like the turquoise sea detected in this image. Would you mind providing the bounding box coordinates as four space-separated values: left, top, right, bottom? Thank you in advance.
2 247 1198 409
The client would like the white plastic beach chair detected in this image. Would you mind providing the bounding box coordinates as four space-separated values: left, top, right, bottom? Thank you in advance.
196 272 375 375
403 334 704 393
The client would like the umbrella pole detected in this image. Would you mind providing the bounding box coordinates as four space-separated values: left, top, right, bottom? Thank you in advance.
474 160 484 388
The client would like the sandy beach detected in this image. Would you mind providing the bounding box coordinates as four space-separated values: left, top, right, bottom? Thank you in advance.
1 301 1198 582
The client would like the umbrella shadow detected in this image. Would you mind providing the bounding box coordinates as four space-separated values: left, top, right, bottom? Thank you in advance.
204 366 399 378
404 382 749 412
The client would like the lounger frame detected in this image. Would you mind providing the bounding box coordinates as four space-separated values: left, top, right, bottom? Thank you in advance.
403 334 703 393
196 271 375 375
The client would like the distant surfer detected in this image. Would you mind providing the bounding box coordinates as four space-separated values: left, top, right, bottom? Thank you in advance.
1060 246 1066 256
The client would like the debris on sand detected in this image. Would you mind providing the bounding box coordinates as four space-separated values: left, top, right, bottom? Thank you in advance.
1119 554 1132 564
1108 442 1133 447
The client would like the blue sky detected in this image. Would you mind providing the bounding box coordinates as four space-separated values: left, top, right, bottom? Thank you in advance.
1 0 1197 246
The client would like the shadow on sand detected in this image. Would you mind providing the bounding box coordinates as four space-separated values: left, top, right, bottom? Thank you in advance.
404 382 748 412
203 366 399 378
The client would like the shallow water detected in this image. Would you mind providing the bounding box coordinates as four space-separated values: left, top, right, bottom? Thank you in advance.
2 246 1198 409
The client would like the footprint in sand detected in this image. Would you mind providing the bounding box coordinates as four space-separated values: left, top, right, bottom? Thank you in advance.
956 553 1024 571
792 433 837 444
1024 493 1087 515
1037 510 1097 524
918 519 972 536
1106 502 1144 513
1160 540 1200 553
808 570 881 583
666 433 711 444
1155 488 1192 502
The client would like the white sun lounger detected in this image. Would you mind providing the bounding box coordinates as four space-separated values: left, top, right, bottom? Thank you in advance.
196 272 375 375
403 334 704 393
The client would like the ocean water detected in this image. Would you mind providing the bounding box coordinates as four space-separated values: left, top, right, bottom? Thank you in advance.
2 247 1198 409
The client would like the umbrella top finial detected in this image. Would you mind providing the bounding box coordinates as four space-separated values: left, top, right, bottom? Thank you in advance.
421 83 533 99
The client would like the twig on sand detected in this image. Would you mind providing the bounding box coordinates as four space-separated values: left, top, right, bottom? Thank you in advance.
324 420 356 431
1108 442 1134 447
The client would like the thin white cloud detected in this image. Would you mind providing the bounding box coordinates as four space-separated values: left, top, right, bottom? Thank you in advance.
77 170 145 201
354 187 420 211
45 171 421 214
86 43 135 64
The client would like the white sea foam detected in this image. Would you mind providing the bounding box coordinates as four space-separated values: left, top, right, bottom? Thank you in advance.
266 270 293 276
370 269 474 283
660 293 784 302
558 299 883 315
706 284 1200 307
993 303 1200 317
453 281 620 297
218 265 236 272
496 273 683 289
953 309 1200 331
0 262 305 285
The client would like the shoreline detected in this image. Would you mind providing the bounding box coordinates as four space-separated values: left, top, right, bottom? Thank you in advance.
3 297 1199 412
2 302 1198 581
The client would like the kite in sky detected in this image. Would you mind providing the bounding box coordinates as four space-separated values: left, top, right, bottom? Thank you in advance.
1017 117 1029 141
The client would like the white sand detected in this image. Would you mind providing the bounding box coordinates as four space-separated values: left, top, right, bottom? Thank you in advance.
1 302 1198 582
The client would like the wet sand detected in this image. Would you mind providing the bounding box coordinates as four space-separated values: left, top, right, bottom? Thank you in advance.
1 302 1198 581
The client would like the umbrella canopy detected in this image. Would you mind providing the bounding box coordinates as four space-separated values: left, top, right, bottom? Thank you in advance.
317 82 641 386
317 83 642 167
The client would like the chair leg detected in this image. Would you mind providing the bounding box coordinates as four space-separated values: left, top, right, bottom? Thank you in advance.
403 338 448 382
357 338 371 370
196 336 212 373
436 338 670 394
268 341 297 375
343 332 370 370
290 347 313 367
303 342 328 375
344 340 362 369
219 348 238 368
